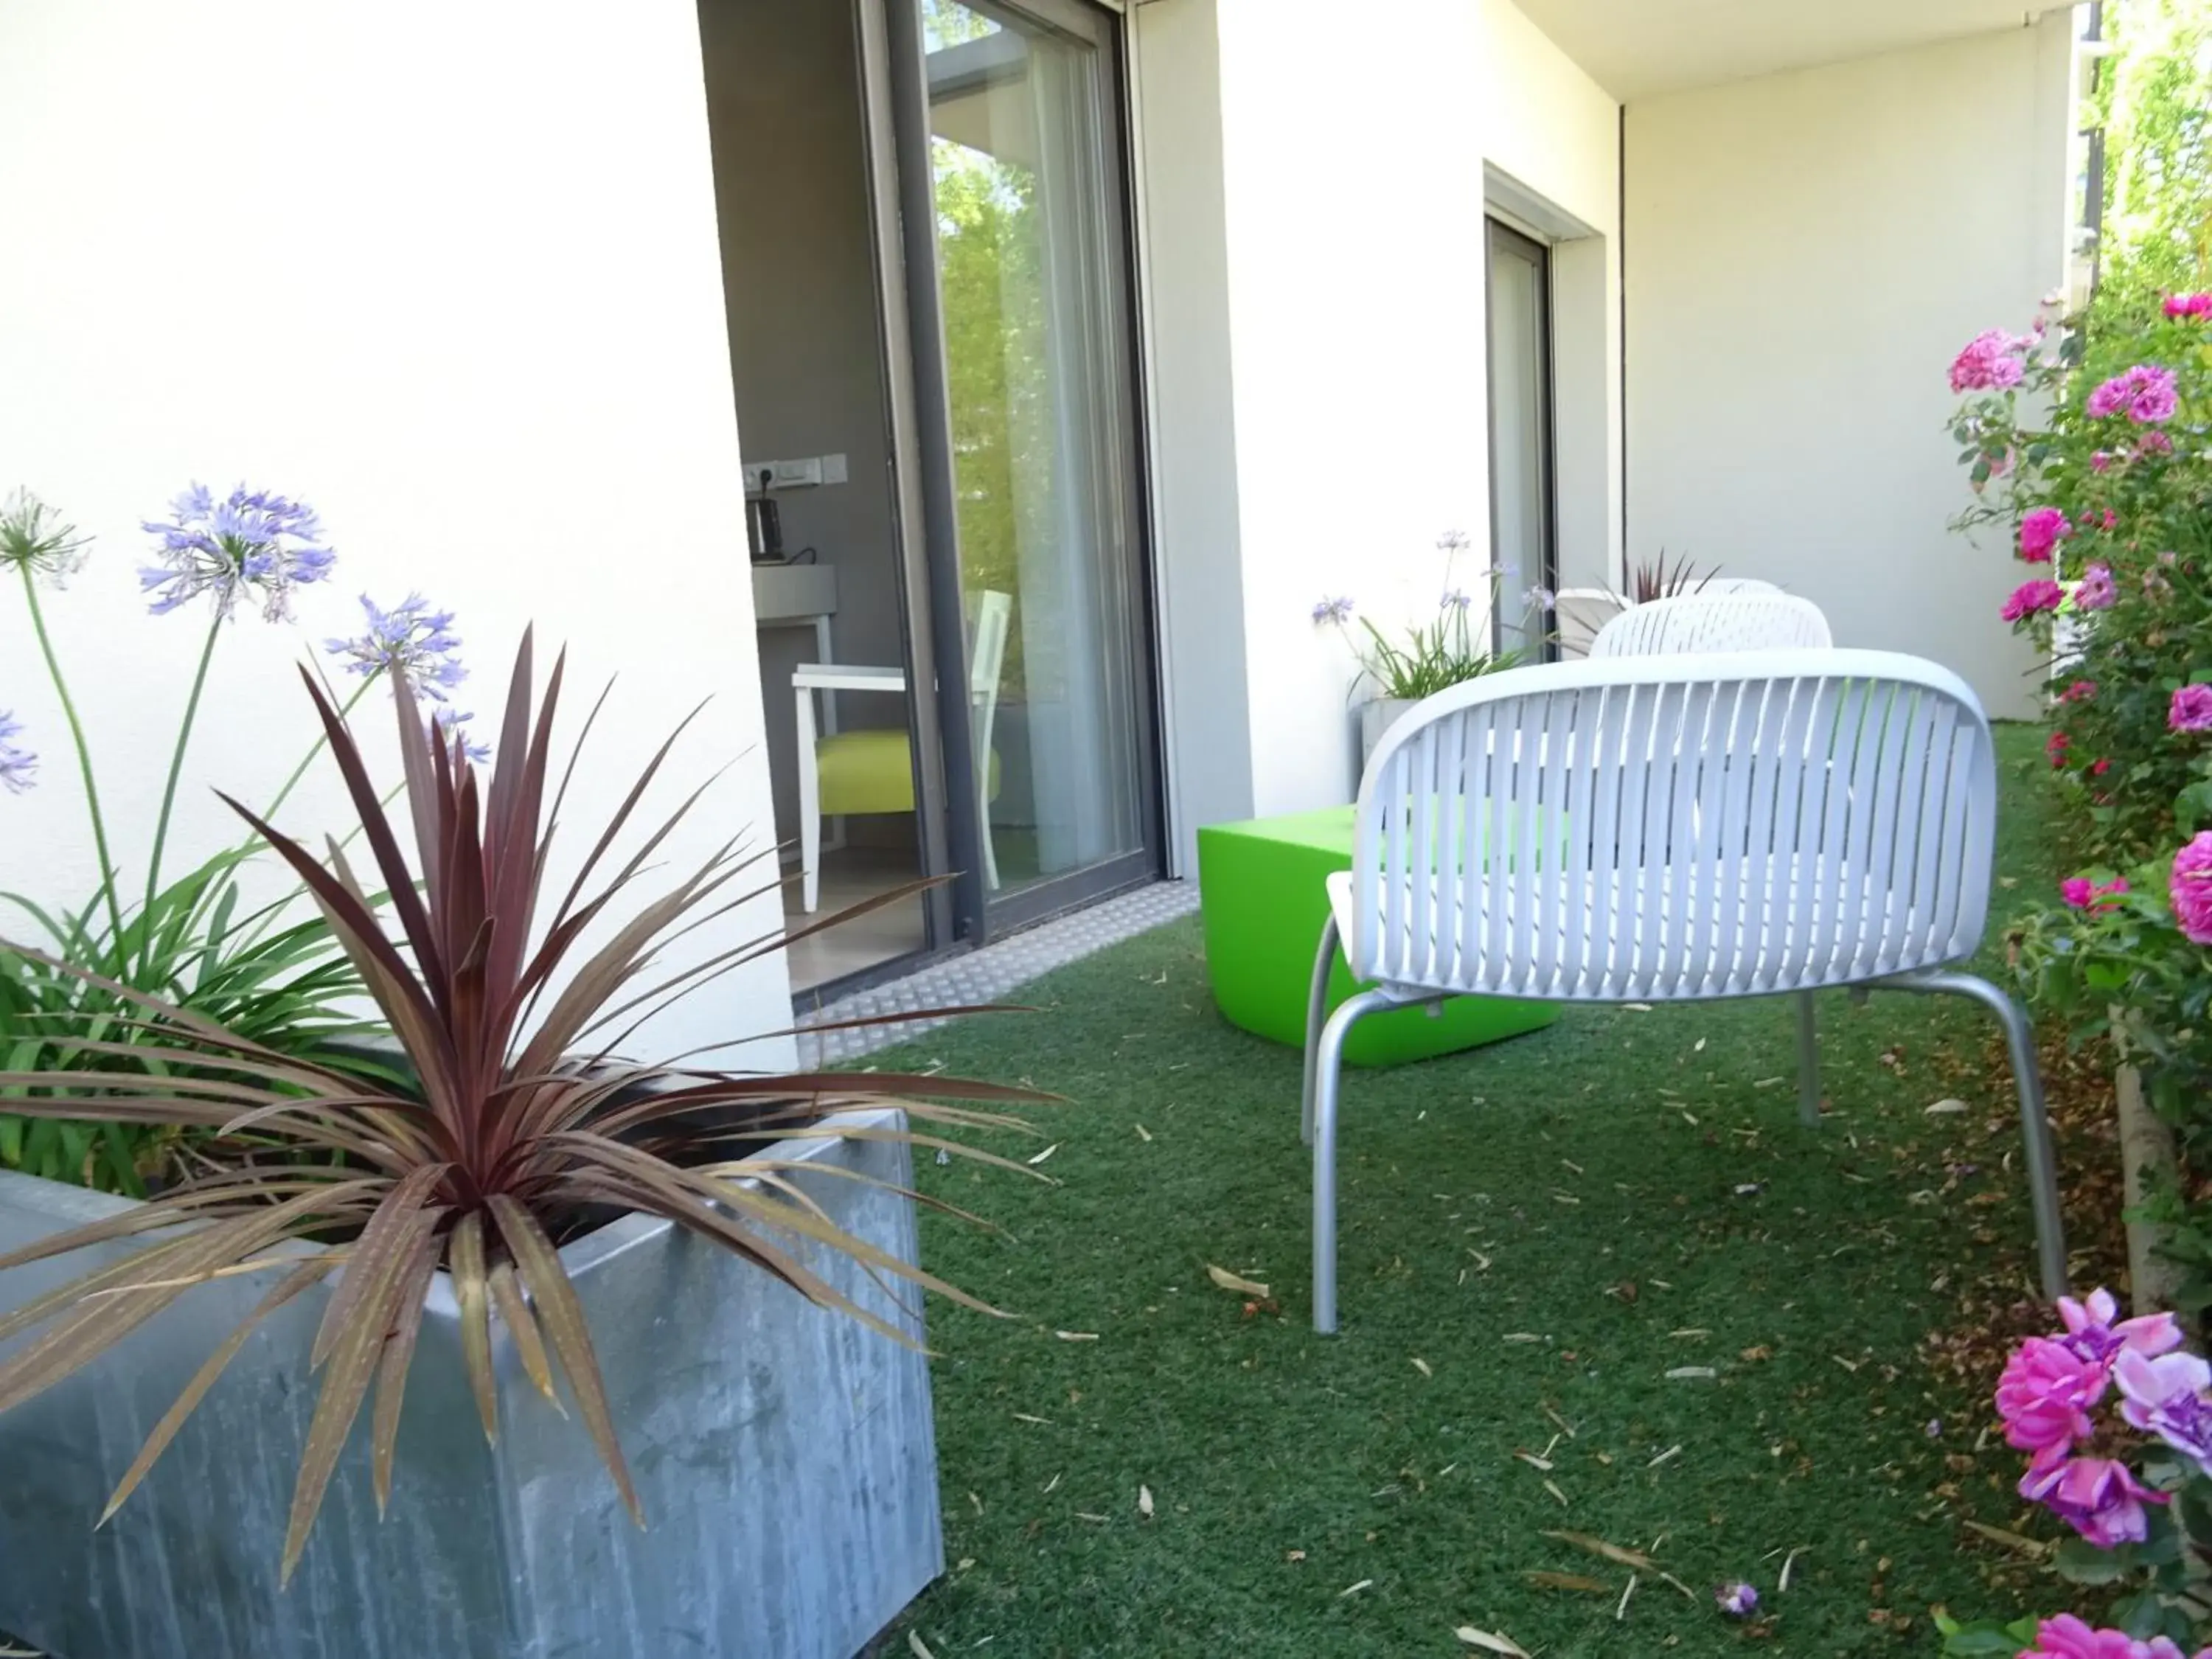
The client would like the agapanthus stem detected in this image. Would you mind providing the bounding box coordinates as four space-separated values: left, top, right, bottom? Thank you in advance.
176 675 383 944
257 674 378 830
142 614 223 971
18 564 126 947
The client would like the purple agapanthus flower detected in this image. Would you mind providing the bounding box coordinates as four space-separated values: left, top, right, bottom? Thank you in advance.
325 594 469 702
139 483 335 622
0 710 35 794
1441 588 1473 612
1716 1582 1759 1618
1313 596 1355 625
433 707 492 766
0 489 91 586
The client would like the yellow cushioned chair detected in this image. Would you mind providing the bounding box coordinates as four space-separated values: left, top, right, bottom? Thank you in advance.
793 589 1012 912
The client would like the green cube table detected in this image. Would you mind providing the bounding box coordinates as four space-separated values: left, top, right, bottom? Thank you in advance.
1197 807 1558 1068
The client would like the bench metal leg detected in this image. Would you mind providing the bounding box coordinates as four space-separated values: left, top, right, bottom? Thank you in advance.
1301 915 1340 1147
1311 987 1397 1335
1878 970 2068 1300
1795 991 1820 1127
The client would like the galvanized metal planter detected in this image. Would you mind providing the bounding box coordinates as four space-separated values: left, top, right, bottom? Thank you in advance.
0 1108 942 1659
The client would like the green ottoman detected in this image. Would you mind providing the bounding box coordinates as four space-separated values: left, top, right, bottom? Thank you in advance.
1197 807 1558 1068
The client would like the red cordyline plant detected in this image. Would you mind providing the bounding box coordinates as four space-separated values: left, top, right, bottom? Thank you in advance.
0 633 1042 1582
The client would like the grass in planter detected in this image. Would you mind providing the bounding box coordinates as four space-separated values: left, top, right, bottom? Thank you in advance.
873 724 2071 1658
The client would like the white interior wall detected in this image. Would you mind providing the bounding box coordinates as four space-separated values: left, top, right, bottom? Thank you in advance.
1624 15 2077 717
698 0 911 852
0 0 795 1065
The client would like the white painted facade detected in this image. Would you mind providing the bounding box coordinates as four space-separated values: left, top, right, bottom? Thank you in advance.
0 0 2084 1045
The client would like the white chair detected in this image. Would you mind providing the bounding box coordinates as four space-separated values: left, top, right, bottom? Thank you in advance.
794 588 1012 913
1299 648 2063 1332
1590 591 1831 658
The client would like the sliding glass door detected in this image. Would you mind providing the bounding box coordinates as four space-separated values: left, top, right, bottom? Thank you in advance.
1486 219 1557 661
885 0 1160 936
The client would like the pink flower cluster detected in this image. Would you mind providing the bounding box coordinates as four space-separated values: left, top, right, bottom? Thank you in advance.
2004 580 2067 623
2020 507 2073 562
2024 1613 2211 1658
2164 293 2212 321
2061 876 2129 911
2087 364 2180 425
2170 684 2212 733
2174 832 2212 947
1996 1290 2188 1548
1951 329 2032 392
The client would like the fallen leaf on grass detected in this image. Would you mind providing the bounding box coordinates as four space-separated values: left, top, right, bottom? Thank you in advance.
1206 1265 1270 1298
1514 1450 1554 1472
1339 1579 1373 1599
1665 1366 1717 1380
1739 1345 1773 1363
1074 1511 1107 1523
1138 1484 1155 1519
1455 1627 1531 1655
1925 1098 1968 1116
1026 1142 1060 1166
1285 1548 1306 1562
908 1632 938 1659
1963 1520 2052 1559
1646 1444 1681 1469
1134 1124 1152 1141
1411 1357 1433 1378
1541 1530 1659 1572
1525 1571 1608 1594
1013 1413 1052 1425
1055 1330 1100 1342
1543 1479 1570 1507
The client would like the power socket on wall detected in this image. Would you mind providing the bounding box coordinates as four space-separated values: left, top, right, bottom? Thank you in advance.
749 453 849 490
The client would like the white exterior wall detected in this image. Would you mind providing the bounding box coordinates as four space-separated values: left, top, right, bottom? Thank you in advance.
0 0 794 1065
1481 0 1624 594
1135 0 1621 851
1624 15 2077 718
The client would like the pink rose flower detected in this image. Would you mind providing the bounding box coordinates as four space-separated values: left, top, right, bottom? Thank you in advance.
2059 1287 2183 1360
2059 680 2097 704
2076 563 2118 611
2024 1613 2206 1658
2019 1451 2165 1546
1996 1335 2107 1453
2060 875 2126 910
2171 684 2212 732
2004 579 2066 622
2172 831 2212 947
2163 293 2212 320
2020 507 2073 562
2091 451 2113 473
2087 364 2180 424
2115 1347 2212 1472
2047 730 2072 769
1950 329 2030 392
2139 430 2175 456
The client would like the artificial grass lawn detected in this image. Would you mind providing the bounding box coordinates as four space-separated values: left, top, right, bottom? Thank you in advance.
876 727 2064 1658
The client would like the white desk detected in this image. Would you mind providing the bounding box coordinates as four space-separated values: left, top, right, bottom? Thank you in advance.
753 561 839 730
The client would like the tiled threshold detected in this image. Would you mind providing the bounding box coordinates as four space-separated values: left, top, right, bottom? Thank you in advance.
793 880 1200 1069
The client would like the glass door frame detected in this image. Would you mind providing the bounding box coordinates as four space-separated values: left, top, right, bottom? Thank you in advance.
864 0 1166 947
1484 216 1559 664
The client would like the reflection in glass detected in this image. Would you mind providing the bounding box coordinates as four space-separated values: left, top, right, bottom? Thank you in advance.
922 0 1144 896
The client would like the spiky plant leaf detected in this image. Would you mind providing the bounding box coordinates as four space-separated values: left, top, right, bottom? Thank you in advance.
0 630 1043 1578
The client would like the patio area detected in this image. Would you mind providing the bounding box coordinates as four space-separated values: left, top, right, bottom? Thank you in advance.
877 724 2087 1655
